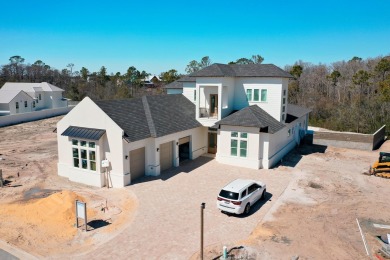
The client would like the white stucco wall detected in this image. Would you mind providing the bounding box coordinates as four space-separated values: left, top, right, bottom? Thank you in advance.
234 77 285 121
216 125 261 169
9 92 34 115
57 97 126 188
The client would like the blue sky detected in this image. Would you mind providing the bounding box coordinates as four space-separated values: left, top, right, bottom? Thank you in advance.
1 0 389 76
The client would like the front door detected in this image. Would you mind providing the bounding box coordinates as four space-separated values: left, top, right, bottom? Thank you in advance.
210 94 218 117
208 132 217 154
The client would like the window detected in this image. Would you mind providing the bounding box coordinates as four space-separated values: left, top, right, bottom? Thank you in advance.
230 131 248 157
39 94 42 100
254 89 259 101
219 190 239 200
246 89 252 101
248 184 260 194
283 98 286 104
16 102 19 109
288 129 291 136
24 101 27 107
72 139 96 171
282 114 285 121
194 89 196 101
282 106 285 112
33 101 35 108
283 89 286 96
261 89 267 101
241 189 247 198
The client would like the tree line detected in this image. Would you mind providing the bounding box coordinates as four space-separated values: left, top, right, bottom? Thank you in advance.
1 54 390 134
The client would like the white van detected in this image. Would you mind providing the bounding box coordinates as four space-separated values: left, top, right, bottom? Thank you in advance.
217 179 266 215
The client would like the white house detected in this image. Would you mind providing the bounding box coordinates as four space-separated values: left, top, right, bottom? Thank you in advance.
0 82 68 115
57 63 310 188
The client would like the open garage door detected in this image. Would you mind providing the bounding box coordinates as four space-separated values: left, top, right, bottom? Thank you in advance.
130 147 145 181
179 136 190 162
160 141 173 172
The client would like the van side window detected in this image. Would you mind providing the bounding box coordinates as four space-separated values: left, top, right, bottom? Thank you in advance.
241 189 247 198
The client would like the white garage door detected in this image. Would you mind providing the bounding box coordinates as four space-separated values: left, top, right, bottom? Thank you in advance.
160 141 173 172
130 147 145 181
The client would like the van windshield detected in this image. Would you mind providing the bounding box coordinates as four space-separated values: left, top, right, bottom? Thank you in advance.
219 190 239 200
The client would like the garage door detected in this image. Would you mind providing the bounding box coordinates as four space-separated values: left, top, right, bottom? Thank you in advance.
130 147 145 181
160 141 173 172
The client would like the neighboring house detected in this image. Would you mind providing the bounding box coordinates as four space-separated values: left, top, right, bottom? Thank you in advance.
57 63 310 188
164 76 195 94
0 82 67 115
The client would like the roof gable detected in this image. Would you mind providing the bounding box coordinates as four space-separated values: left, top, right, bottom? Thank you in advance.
215 105 285 134
0 89 33 103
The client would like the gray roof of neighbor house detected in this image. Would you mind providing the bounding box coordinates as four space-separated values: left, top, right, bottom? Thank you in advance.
164 76 195 89
189 63 293 78
0 89 33 103
214 105 285 134
1 82 64 93
287 103 311 118
94 94 202 142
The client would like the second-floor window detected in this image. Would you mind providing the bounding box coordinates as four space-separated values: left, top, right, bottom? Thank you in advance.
261 89 267 101
39 94 42 100
246 89 252 101
24 101 28 107
15 102 19 109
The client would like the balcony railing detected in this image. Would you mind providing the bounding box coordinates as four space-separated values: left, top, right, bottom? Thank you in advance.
199 107 218 119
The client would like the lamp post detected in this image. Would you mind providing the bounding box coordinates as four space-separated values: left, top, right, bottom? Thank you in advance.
200 202 205 260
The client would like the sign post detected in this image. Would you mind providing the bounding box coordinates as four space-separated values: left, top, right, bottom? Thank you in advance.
0 169 3 188
200 202 205 260
75 200 87 231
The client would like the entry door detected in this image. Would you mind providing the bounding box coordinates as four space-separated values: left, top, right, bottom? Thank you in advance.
208 132 217 154
210 94 218 117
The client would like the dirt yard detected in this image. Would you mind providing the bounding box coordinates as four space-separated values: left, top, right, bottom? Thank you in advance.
1 116 390 259
0 117 137 258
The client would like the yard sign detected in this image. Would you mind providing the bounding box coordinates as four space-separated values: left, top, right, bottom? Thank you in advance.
75 200 87 231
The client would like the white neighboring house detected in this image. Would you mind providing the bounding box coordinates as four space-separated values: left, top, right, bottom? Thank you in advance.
57 63 310 188
0 82 67 115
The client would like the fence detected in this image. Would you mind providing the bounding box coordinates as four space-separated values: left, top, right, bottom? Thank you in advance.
312 125 386 150
0 106 74 127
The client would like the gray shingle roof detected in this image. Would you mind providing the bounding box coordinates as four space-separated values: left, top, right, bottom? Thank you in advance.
287 104 311 118
164 76 195 89
214 105 285 134
189 63 293 78
61 126 106 140
94 95 201 142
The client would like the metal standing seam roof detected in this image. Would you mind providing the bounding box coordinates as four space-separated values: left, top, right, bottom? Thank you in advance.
61 126 106 140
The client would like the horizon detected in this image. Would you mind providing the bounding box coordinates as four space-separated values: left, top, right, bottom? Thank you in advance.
1 0 390 76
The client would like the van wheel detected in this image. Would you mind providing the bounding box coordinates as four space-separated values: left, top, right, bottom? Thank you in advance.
244 203 250 215
262 189 266 200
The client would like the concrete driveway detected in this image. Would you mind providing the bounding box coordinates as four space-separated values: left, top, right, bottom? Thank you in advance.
81 156 294 259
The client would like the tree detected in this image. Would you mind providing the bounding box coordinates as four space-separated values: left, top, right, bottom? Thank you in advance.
160 69 179 83
67 63 74 75
80 67 89 80
251 55 264 64
289 65 303 78
185 56 212 74
375 58 390 81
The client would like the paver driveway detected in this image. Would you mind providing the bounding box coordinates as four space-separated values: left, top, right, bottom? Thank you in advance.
81 156 294 259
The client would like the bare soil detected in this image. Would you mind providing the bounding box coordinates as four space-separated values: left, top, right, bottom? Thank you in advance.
0 117 137 258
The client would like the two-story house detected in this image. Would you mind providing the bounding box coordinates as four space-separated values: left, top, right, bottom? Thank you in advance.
57 63 310 188
0 82 68 115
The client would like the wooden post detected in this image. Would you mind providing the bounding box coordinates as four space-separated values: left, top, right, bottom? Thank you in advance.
200 202 205 260
0 169 3 188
